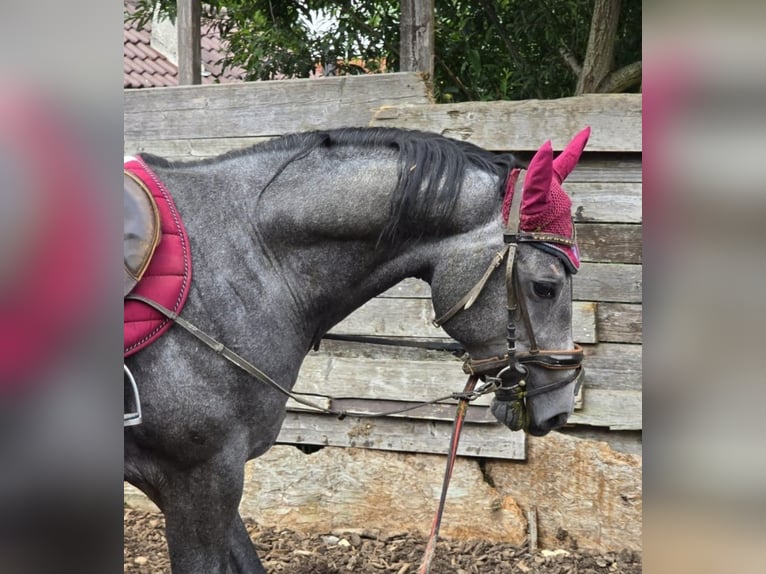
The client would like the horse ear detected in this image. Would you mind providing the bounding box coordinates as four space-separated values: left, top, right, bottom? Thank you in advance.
552 126 591 182
523 140 554 202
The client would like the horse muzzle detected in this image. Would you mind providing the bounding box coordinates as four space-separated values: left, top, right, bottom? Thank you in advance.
476 347 584 434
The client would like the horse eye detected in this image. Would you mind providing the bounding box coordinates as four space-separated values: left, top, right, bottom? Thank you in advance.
532 282 557 299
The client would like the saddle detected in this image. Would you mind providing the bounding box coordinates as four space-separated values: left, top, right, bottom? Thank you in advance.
123 156 193 426
123 171 161 297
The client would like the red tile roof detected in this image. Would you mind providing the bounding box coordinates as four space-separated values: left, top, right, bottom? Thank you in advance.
124 0 245 89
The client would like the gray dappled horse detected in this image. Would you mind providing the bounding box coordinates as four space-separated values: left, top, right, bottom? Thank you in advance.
124 126 589 573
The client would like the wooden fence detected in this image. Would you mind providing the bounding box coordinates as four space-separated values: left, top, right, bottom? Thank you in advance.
124 72 642 460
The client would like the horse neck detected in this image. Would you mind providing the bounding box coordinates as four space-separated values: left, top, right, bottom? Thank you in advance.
156 144 500 354
248 153 437 343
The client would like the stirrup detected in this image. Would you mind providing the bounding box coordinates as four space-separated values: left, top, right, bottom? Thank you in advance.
124 364 142 427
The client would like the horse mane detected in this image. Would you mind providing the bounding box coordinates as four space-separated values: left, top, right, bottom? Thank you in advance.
141 127 521 244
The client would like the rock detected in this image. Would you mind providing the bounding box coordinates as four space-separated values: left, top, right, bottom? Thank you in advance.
322 535 340 545
487 431 641 552
125 432 641 554
240 446 527 545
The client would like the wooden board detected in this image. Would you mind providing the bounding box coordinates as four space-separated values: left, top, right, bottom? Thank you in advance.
568 182 642 224
375 264 642 305
294 355 481 405
332 299 598 344
577 224 642 264
596 303 642 343
276 411 526 459
370 94 642 152
124 72 431 141
123 136 272 159
581 343 642 391
566 158 642 184
567 389 642 430
574 263 642 303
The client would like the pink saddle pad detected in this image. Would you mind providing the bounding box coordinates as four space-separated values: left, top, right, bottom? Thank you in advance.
124 156 192 357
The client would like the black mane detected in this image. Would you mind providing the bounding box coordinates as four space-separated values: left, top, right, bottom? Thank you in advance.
141 127 521 244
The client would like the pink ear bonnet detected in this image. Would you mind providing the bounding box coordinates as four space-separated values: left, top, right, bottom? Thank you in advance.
503 127 591 273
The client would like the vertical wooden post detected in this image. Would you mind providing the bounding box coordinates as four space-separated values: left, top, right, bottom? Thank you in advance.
400 0 434 79
177 0 201 85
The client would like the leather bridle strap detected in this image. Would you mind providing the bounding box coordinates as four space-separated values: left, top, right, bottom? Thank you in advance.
431 245 510 328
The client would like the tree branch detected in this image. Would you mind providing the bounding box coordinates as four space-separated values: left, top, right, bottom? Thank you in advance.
477 0 524 71
598 60 642 93
434 55 475 101
559 46 582 77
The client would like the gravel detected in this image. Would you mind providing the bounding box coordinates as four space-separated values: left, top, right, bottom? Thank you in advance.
124 508 641 574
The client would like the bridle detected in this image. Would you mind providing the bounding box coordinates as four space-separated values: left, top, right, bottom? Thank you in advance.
431 170 584 418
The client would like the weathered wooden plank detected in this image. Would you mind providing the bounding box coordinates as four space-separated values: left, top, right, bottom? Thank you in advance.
568 182 642 223
294 355 489 406
567 389 642 430
582 343 642 391
379 264 641 304
124 73 431 140
295 341 639 399
370 94 642 152
124 136 272 159
276 412 526 459
285 396 498 423
332 300 597 344
574 263 642 303
577 223 642 264
596 303 642 343
566 158 642 184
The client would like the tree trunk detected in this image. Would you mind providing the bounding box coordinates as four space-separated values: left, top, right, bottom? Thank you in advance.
576 0 621 94
400 0 434 79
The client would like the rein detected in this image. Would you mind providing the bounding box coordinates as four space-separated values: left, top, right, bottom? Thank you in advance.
125 293 499 419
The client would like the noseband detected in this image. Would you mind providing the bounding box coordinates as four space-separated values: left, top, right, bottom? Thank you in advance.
432 171 584 405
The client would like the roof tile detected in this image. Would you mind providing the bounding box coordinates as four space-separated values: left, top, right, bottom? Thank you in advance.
124 0 244 89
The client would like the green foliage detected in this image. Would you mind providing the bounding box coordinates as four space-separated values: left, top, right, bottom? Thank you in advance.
128 0 641 102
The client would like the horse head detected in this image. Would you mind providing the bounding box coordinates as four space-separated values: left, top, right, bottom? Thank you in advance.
430 127 590 436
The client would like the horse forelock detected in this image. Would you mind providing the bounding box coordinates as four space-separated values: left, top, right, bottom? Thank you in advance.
139 127 520 244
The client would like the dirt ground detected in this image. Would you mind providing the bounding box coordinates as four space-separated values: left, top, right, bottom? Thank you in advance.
124 508 641 573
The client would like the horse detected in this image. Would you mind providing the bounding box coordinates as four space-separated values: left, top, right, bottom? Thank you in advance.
124 125 590 574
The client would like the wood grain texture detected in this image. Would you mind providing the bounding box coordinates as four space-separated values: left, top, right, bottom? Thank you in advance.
567 388 642 430
124 73 431 140
568 182 642 223
375 264 642 304
596 303 642 343
370 94 642 152
581 343 642 391
574 263 642 303
577 224 642 264
276 412 526 459
331 299 598 344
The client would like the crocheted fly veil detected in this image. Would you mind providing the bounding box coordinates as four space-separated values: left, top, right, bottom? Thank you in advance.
504 126 591 273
